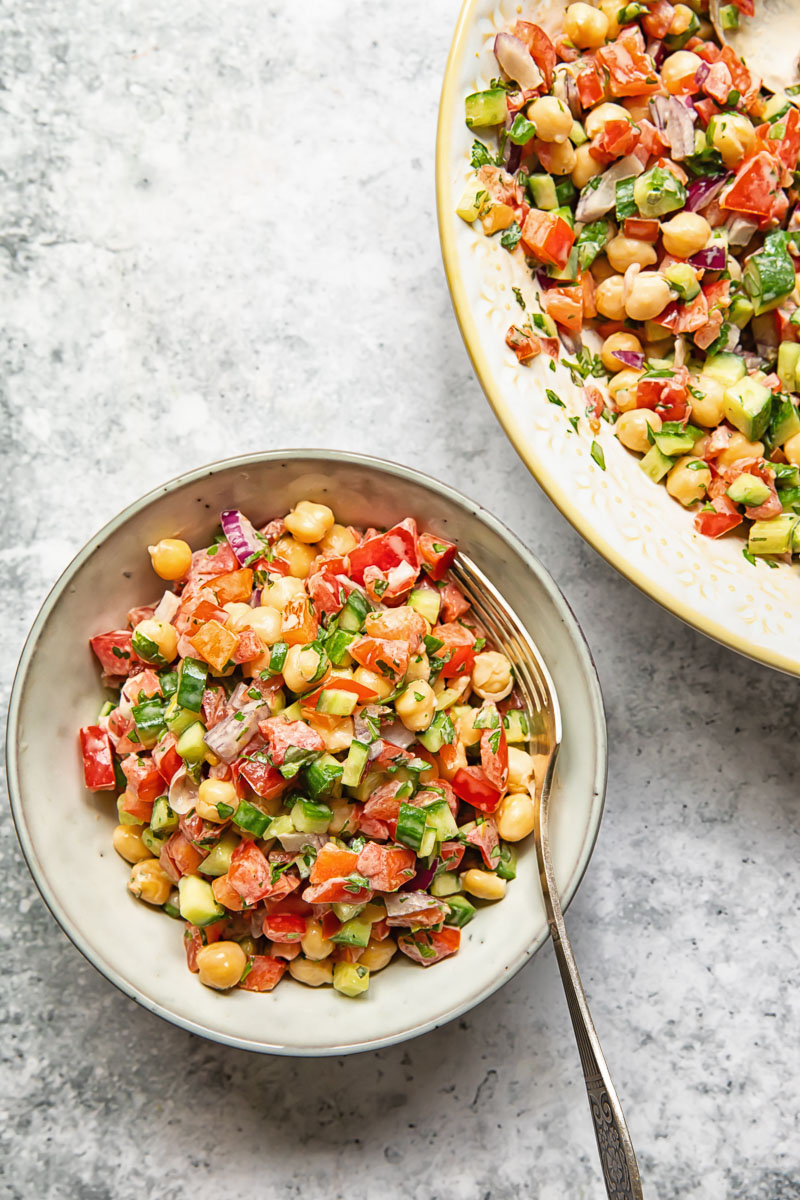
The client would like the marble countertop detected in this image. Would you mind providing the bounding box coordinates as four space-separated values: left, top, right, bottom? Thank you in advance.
1 2 799 1196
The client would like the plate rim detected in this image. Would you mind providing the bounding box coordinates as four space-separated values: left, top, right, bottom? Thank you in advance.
6 448 608 1056
435 0 800 680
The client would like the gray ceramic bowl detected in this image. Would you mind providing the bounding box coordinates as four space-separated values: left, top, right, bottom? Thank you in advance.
7 451 606 1055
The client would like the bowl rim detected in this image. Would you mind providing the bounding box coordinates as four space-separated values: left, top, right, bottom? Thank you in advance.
6 448 607 1055
435 0 800 680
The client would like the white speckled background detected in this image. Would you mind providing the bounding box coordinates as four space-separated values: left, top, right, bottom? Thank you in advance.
1 3 799 1197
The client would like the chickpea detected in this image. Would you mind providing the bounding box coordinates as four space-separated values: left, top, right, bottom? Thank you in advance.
438 739 468 781
395 680 437 732
666 456 711 506
607 235 657 273
273 534 317 578
353 666 394 701
616 409 662 452
661 212 711 259
595 274 626 321
359 938 398 972
283 643 325 693
318 522 358 556
623 96 653 123
716 430 764 468
541 139 576 174
301 917 335 961
472 651 514 701
462 869 507 901
496 792 537 842
329 798 360 835
434 672 472 708
263 574 306 611
148 538 192 581
196 941 247 990
597 0 622 37
564 2 609 48
133 617 178 664
246 605 282 647
507 747 536 791
624 272 673 322
455 705 483 748
196 778 237 822
112 824 150 864
406 651 430 682
784 431 800 466
584 102 631 139
710 113 757 168
608 368 644 414
224 601 256 633
128 859 172 905
661 51 703 94
571 143 603 189
284 500 335 545
527 95 574 143
289 956 334 986
669 3 695 35
690 375 726 428
601 331 643 372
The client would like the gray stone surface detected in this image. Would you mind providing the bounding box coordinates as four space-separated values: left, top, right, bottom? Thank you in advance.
1 3 799 1197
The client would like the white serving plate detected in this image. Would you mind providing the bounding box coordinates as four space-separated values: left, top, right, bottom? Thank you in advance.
437 0 800 676
7 451 606 1055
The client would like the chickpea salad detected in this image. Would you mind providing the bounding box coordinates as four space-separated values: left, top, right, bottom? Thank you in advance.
79 503 538 998
458 1 800 561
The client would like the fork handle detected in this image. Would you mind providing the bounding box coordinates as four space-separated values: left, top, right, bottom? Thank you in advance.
549 920 644 1200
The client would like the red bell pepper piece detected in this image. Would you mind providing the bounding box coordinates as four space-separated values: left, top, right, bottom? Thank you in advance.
451 766 503 813
520 209 575 269
348 518 420 586
417 532 457 582
79 726 116 791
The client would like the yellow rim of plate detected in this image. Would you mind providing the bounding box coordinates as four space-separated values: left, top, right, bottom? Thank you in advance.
435 0 800 679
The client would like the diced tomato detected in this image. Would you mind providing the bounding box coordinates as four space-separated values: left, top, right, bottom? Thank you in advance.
370 918 391 941
348 518 420 586
356 842 417 892
513 21 556 88
212 873 247 911
636 367 690 422
268 941 300 961
349 636 409 680
306 557 348 617
228 840 273 904
79 726 116 791
258 717 325 766
719 45 759 112
418 532 457 582
121 789 155 823
161 831 206 882
432 621 476 680
281 593 319 647
303 677 382 711
703 279 730 310
589 119 639 164
362 780 406 825
694 495 743 538
465 818 501 870
732 0 754 14
120 754 164 803
623 217 660 242
542 285 584 334
386 898 447 929
261 912 306 943
655 291 709 335
520 209 575 269
480 722 509 791
321 910 342 939
190 620 238 672
234 755 286 800
635 119 667 160
763 106 800 173
372 740 416 770
263 893 313 915
302 876 373 905
596 29 661 98
439 582 470 623
332 945 365 963
451 766 503 814
397 927 461 967
209 568 254 605
580 271 597 319
693 98 721 128
585 384 605 419
642 0 673 37
265 870 301 903
310 843 359 884
506 325 542 365
90 630 141 676
152 733 182 785
576 63 604 108
239 956 287 991
364 560 419 606
231 629 261 665
721 152 781 219
440 841 465 873
184 921 224 972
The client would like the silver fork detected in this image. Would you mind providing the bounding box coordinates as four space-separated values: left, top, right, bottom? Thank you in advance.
450 552 644 1200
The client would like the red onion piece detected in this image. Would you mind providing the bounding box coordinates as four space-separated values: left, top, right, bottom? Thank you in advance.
276 832 327 853
646 38 667 68
685 174 730 212
220 509 262 565
400 860 440 892
385 890 441 916
650 96 695 160
203 700 265 763
153 591 180 623
168 764 199 815
613 350 646 369
694 61 711 86
494 32 543 91
690 245 727 270
575 155 645 222
724 213 759 246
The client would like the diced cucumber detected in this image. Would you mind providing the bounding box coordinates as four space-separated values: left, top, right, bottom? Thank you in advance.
653 424 703 457
664 262 700 301
744 232 796 314
332 962 370 998
280 700 303 722
529 174 558 210
771 396 800 445
422 799 459 842
456 181 489 224
639 444 674 482
131 696 166 748
266 814 294 838
396 802 427 851
176 657 207 712
97 699 114 719
749 514 797 555
338 590 371 632
555 177 577 207
305 753 344 799
332 902 366 923
419 827 436 858
131 627 166 666
178 875 225 927
502 709 529 744
702 352 747 387
444 895 477 927
164 696 199 736
728 295 754 329
200 831 240 878
141 827 170 856
719 3 739 29
495 845 517 881
290 798 333 834
723 376 773 441
330 919 371 948
150 795 178 833
776 463 800 487
568 120 587 147
314 688 358 717
546 247 579 282
233 798 272 837
726 473 771 508
324 628 357 667
431 873 462 898
633 165 686 218
176 720 207 764
465 88 508 128
342 740 369 789
408 587 441 625
117 795 141 827
777 342 800 394
418 710 456 754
